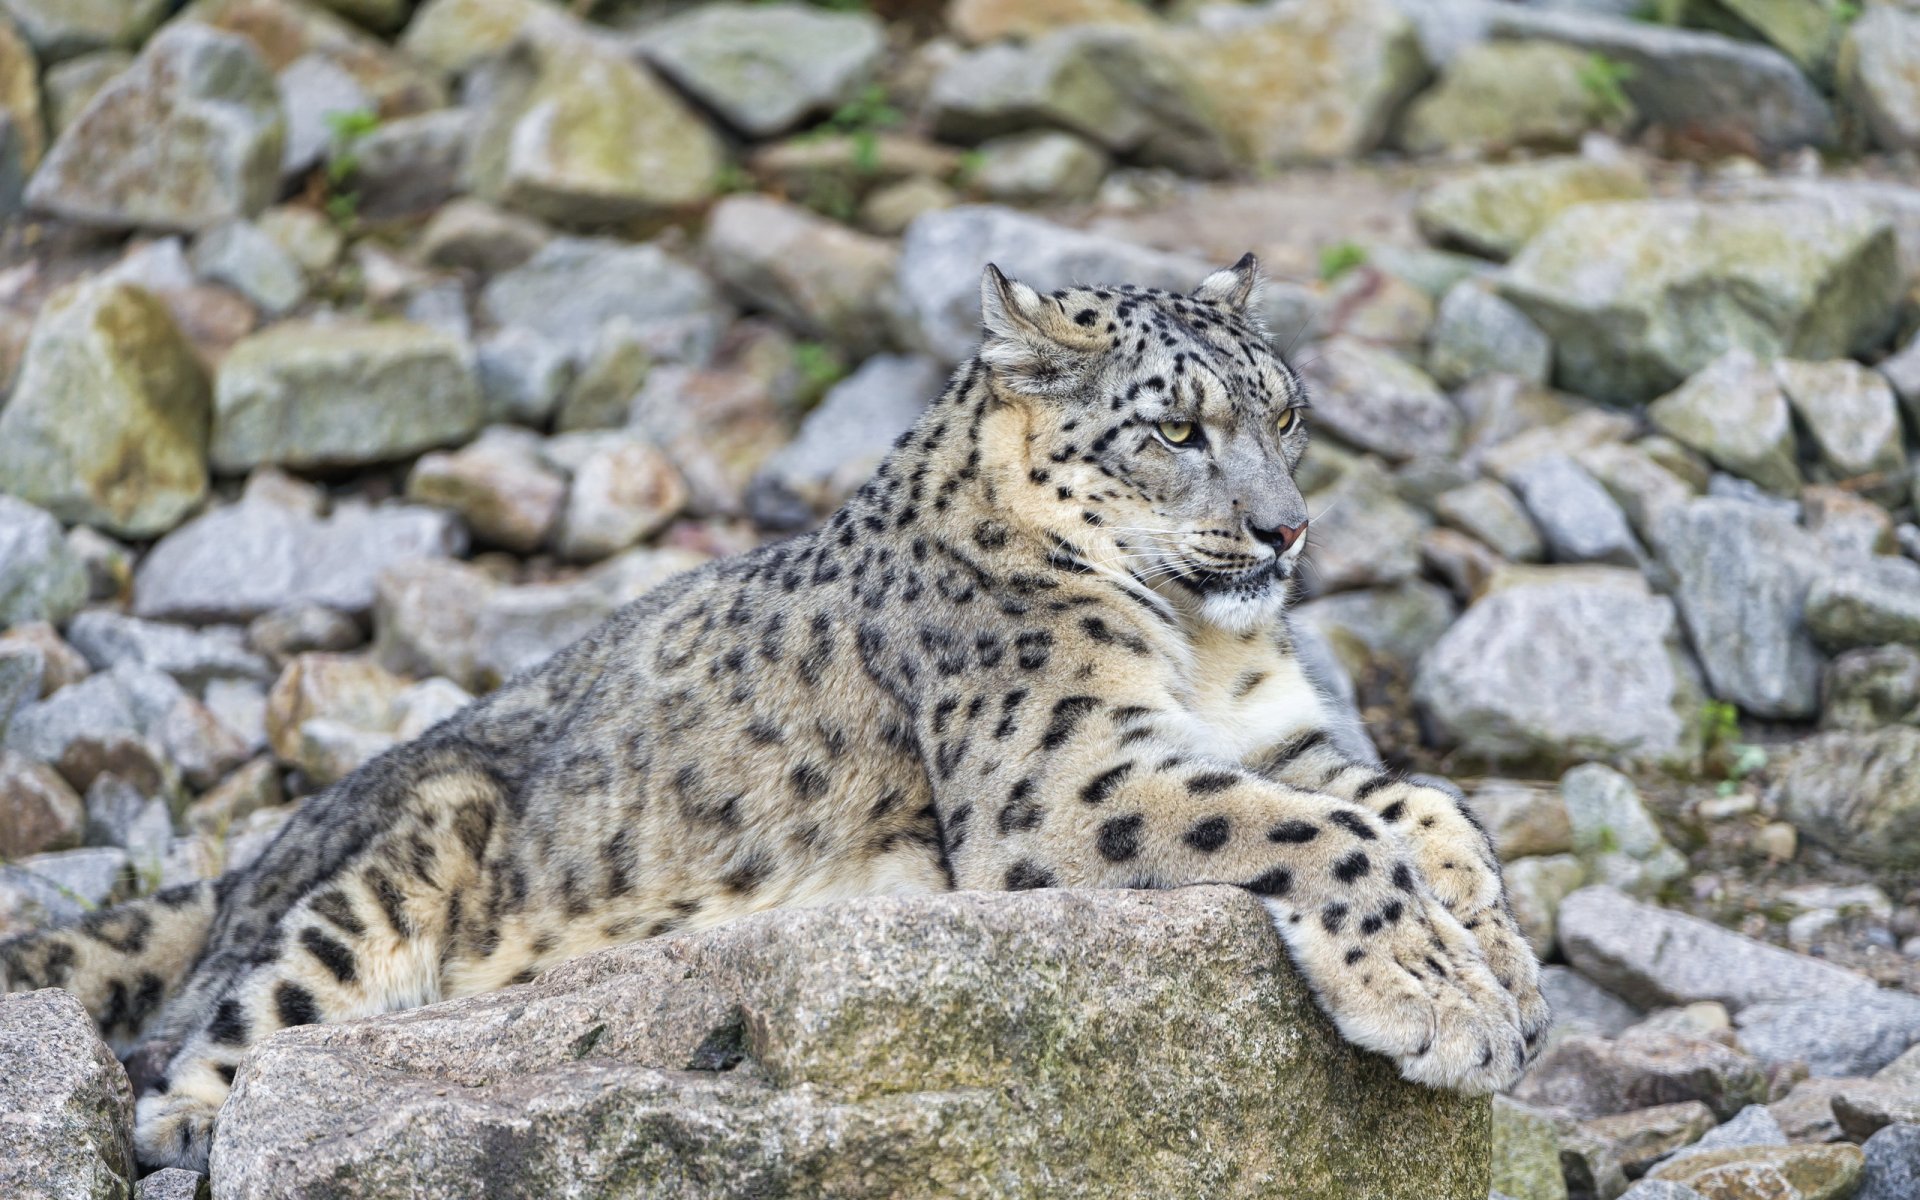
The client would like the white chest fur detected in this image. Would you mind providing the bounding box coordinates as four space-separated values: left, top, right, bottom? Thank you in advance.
1178 623 1330 760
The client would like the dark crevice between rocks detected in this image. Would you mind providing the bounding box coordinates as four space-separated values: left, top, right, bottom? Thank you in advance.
686 1009 749 1072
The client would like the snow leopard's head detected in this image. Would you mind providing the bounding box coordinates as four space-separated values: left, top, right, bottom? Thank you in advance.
979 255 1311 630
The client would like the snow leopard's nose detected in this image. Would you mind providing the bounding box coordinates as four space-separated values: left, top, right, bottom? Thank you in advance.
1251 519 1307 553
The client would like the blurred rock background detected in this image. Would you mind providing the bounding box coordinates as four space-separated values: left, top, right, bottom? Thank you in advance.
4 0 1920 1197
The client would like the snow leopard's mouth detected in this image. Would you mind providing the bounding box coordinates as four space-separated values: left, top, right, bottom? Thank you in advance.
1176 557 1286 596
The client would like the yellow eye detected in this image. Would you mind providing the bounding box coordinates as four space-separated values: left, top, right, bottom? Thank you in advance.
1158 420 1196 445
1275 408 1298 435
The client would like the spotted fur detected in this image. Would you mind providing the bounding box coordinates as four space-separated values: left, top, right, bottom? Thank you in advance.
1 257 1546 1170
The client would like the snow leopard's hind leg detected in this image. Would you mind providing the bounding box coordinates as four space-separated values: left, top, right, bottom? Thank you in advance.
133 747 506 1172
1 880 220 1052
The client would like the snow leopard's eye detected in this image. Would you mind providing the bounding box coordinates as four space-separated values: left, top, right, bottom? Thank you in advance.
1157 420 1197 446
1274 408 1298 435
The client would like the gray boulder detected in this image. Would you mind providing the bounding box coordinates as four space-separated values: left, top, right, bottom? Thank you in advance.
4 662 246 791
26 25 283 232
1770 727 1920 869
64 612 270 690
1497 201 1899 404
1504 455 1642 568
1823 645 1920 732
1305 338 1461 463
1805 554 1920 653
211 320 483 473
1857 1123 1920 1200
1736 991 1920 1078
1775 358 1907 504
190 219 306 317
634 1 886 139
1842 7 1920 154
0 846 127 931
0 989 135 1200
479 236 728 366
134 495 466 623
1433 478 1543 562
1426 282 1550 388
1481 2 1835 154
1656 497 1828 719
1556 885 1877 1014
0 278 211 538
0 496 88 628
704 194 900 355
926 25 1234 177
0 0 165 63
1512 1029 1770 1121
1300 460 1430 594
1561 764 1684 896
210 888 1490 1199
749 354 945 529
896 206 1208 364
1646 350 1800 496
1413 570 1701 769
137 1169 207 1200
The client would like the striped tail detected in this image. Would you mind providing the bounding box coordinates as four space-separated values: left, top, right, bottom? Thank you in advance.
1 880 218 1051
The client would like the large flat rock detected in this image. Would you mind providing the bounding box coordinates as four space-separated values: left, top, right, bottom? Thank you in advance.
211 888 1488 1199
0 988 137 1200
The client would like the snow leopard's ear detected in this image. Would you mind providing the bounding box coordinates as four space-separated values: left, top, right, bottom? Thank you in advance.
978 264 1104 396
1191 252 1265 320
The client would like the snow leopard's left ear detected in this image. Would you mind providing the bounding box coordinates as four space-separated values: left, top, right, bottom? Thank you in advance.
1191 252 1265 317
978 263 1105 396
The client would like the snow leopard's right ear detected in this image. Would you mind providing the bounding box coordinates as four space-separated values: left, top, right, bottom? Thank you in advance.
978 264 1104 397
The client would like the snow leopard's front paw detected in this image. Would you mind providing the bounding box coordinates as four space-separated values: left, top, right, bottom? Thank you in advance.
1266 857 1527 1095
1368 781 1549 1060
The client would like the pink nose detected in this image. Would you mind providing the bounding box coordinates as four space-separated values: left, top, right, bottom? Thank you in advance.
1253 520 1307 553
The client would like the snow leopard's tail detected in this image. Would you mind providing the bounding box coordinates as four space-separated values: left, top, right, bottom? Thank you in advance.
0 880 219 1052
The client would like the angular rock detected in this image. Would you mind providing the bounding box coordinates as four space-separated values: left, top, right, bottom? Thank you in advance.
398 0 562 75
1770 728 1920 869
1301 460 1430 594
1506 853 1586 958
1856 1123 1920 1200
43 50 130 140
0 750 85 859
1494 1095 1569 1200
479 236 727 366
84 774 172 878
1176 0 1429 167
1646 1143 1864 1199
748 354 943 529
1466 780 1572 862
464 25 723 225
0 279 211 538
704 195 900 355
350 108 471 221
414 198 549 277
1842 7 1920 154
1290 580 1456 686
0 846 127 930
971 130 1109 205
1398 40 1627 156
1735 989 1920 1078
272 52 370 181
192 219 306 316
137 1167 207 1200
1802 486 1896 561
1514 1030 1771 1121
556 435 688 562
0 989 135 1200
247 604 362 663
1434 478 1543 562
896 206 1207 364
0 14 43 185
1413 571 1701 769
626 363 789 516
1305 338 1460 463
264 652 408 785
1775 358 1907 502
212 320 482 472
0 623 92 699
945 0 1154 44
1497 200 1899 404
135 495 465 623
1416 156 1648 262
6 662 245 791
65 612 270 690
634 1 885 139
27 25 283 231
1481 3 1834 154
1823 645 1920 732
926 26 1233 176
1557 885 1877 1014
1646 350 1800 497
0 0 165 63
0 496 88 628
1426 282 1551 389
212 887 1490 1199
1657 497 1828 719
1505 455 1643 569
1805 556 1920 652
405 427 565 555
1584 1102 1719 1177
1561 764 1685 896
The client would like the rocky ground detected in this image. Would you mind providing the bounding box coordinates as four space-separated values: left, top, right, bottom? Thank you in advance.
4 0 1920 1197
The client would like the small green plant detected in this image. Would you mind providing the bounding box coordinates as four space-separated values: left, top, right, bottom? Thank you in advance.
1699 700 1768 796
322 107 381 228
1578 53 1637 122
792 340 848 409
1833 0 1862 25
811 84 902 175
713 162 757 195
1317 241 1367 282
